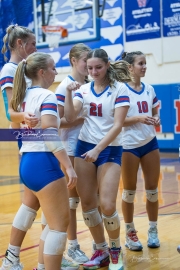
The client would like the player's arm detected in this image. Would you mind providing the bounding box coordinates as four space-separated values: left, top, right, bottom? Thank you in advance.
58 104 84 128
3 87 38 127
152 106 160 126
123 115 154 126
123 112 155 126
64 82 82 123
41 113 77 189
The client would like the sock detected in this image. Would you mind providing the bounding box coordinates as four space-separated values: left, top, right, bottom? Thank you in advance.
68 239 78 248
96 241 109 252
149 221 157 228
125 222 135 232
109 237 120 249
92 240 97 253
37 263 45 270
8 244 20 257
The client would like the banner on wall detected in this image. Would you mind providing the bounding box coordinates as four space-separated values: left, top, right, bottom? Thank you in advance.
0 0 123 68
125 0 161 42
163 0 180 37
37 0 124 66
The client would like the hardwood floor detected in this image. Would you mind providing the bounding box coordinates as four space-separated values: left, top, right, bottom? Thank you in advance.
0 144 179 269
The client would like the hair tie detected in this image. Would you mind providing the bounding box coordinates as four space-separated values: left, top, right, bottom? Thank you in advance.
22 59 26 64
12 24 18 29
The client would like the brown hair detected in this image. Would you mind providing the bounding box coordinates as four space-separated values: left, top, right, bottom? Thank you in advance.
121 51 144 65
87 48 132 87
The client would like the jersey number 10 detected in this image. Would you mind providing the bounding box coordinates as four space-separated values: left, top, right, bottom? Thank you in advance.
137 101 148 113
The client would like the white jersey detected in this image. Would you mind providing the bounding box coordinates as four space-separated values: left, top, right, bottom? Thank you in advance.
55 75 83 156
74 80 130 146
0 62 17 90
0 62 31 91
19 86 60 153
121 82 159 149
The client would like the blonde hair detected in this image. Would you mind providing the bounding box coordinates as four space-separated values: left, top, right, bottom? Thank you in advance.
69 43 91 66
1 24 34 61
87 48 132 87
11 52 52 111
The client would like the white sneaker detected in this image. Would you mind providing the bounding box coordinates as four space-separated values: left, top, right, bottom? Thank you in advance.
125 229 143 251
33 257 79 270
147 226 160 248
61 257 79 270
66 245 89 264
0 250 23 270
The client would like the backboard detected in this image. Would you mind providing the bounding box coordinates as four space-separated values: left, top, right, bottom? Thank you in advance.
33 0 102 48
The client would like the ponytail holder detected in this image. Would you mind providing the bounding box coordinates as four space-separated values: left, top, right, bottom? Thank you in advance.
12 24 18 29
22 59 26 64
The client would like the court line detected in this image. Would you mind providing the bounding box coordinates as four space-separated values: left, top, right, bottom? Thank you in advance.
133 201 180 216
2 188 180 197
0 229 89 259
0 190 23 196
0 201 179 258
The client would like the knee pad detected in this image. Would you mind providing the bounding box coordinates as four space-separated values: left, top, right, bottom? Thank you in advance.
69 197 80 210
102 211 120 231
12 204 37 231
44 230 67 255
40 224 49 241
83 208 102 227
122 189 136 203
146 189 158 202
41 212 47 226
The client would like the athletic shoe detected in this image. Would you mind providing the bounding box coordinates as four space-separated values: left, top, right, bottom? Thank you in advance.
83 250 109 270
33 257 79 270
177 245 180 253
147 226 160 248
0 250 23 270
61 257 79 270
66 245 89 264
125 229 143 251
109 248 124 270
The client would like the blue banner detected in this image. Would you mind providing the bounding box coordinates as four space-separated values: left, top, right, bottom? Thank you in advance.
125 0 161 42
163 0 180 37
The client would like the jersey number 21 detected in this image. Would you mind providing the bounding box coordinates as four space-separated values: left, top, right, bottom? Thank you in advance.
90 102 102 117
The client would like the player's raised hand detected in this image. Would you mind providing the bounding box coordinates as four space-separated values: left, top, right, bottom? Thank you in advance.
66 81 80 92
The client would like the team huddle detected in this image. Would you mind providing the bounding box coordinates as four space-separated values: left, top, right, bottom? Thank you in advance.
0 25 162 270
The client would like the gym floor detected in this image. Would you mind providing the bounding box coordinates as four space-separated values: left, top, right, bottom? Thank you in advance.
0 144 179 270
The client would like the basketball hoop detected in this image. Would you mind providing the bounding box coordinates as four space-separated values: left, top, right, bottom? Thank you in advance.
42 25 68 48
